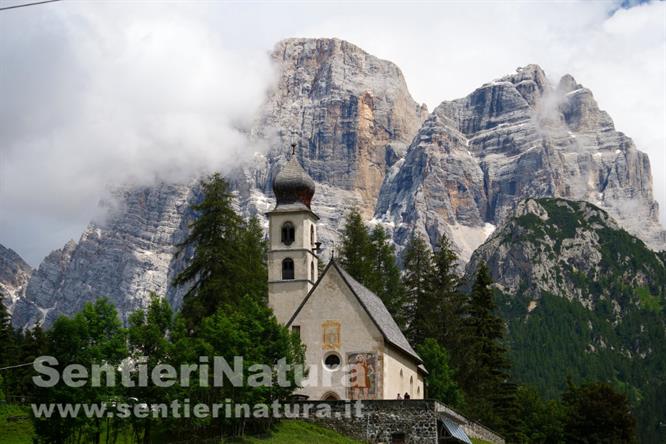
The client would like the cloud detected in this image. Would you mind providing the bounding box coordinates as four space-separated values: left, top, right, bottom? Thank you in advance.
1 1 663 265
0 3 276 264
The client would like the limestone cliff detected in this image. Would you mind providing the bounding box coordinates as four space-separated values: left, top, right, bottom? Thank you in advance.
12 38 427 327
9 42 665 329
0 244 32 314
377 65 665 261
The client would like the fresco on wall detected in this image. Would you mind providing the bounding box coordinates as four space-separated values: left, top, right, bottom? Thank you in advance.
322 320 341 350
347 352 378 400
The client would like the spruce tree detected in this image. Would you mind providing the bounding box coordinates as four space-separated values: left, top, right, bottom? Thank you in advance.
430 235 465 357
173 173 266 329
338 211 406 327
402 233 434 344
0 291 13 366
462 262 518 436
367 225 406 328
410 234 463 349
338 207 372 282
0 291 16 399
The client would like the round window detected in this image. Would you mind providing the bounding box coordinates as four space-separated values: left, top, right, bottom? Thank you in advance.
324 353 341 370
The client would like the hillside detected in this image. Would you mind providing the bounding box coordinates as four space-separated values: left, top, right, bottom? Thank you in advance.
467 198 666 442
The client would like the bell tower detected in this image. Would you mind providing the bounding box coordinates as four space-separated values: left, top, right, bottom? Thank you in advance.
267 144 319 324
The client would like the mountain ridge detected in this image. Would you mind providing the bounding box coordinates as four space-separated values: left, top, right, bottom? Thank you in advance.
464 197 666 443
4 37 665 328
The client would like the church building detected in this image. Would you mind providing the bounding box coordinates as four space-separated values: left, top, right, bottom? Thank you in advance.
267 148 427 401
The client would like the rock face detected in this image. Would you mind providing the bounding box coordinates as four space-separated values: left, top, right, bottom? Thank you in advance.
465 198 666 442
0 244 32 313
10 41 665 329
12 183 197 327
466 198 666 304
12 38 427 327
377 65 665 261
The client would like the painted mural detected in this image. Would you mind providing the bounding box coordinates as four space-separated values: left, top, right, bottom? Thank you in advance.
347 352 379 400
321 320 341 350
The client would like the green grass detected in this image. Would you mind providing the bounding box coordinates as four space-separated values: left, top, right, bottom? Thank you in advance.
0 404 34 444
635 287 662 313
471 439 493 444
231 420 362 443
0 413 360 444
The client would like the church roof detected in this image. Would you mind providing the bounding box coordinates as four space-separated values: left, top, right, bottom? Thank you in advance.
288 260 423 365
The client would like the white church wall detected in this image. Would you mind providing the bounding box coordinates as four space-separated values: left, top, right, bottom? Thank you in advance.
291 267 385 401
383 345 425 400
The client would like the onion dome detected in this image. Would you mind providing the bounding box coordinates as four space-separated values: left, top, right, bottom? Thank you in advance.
272 146 315 209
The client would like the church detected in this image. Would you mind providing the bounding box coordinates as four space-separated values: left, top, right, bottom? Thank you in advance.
266 148 427 401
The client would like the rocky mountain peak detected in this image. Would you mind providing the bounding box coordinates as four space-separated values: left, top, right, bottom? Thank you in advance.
0 244 32 313
377 64 664 261
467 197 664 304
557 73 582 94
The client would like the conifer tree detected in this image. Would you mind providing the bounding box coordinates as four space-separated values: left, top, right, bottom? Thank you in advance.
338 207 372 282
0 291 16 399
402 233 435 343
174 173 267 329
367 225 406 327
338 210 406 327
15 323 46 394
461 262 518 435
430 235 466 357
0 291 13 367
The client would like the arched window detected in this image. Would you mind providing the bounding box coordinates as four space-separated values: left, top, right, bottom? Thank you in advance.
310 261 315 281
281 222 295 246
282 258 295 280
310 225 315 245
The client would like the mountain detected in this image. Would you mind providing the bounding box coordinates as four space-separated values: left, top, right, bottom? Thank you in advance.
466 197 666 442
0 244 32 313
376 65 665 261
12 38 427 327
10 39 665 328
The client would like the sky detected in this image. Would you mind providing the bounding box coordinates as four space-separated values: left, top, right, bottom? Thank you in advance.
0 0 664 266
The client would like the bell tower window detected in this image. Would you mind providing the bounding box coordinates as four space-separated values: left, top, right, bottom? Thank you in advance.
282 258 295 280
281 222 295 246
310 261 315 281
310 225 315 245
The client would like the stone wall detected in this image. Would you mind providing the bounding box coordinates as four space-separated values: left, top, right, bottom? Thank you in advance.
462 420 505 444
287 399 505 444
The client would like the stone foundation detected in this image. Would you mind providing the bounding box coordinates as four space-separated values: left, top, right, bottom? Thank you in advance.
287 399 504 444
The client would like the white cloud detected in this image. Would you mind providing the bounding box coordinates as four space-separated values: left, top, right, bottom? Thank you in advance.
0 1 663 265
0 3 276 264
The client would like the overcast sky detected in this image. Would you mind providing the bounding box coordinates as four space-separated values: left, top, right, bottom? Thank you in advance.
0 0 664 266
